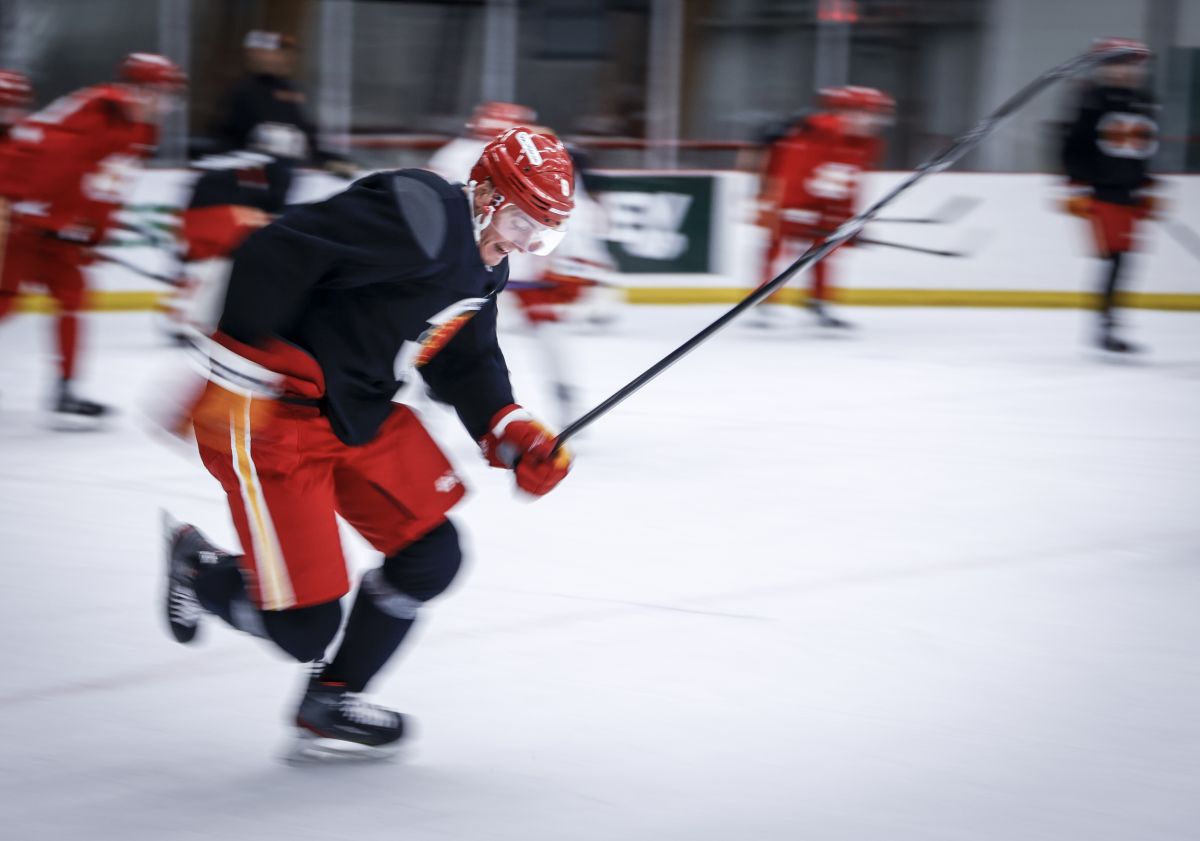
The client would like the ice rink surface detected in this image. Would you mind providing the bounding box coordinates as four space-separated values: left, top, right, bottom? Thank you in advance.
1 303 1198 840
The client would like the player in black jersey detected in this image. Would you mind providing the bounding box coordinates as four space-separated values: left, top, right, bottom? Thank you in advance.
160 127 575 760
1060 38 1158 353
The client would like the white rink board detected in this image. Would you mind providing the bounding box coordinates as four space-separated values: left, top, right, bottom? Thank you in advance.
90 169 1200 299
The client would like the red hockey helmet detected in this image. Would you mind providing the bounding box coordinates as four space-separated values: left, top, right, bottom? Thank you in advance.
119 53 187 90
0 70 32 108
820 85 894 115
467 101 538 141
470 127 574 255
1092 37 1150 63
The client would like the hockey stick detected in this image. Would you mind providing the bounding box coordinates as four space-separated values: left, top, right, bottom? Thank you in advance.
854 236 963 258
854 232 984 259
873 195 981 225
95 252 184 288
551 47 1137 451
1160 219 1200 264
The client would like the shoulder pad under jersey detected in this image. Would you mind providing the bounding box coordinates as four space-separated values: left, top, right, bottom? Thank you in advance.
389 172 449 260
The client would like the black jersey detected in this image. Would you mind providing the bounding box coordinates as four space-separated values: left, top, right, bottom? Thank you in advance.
1060 84 1158 205
189 156 292 214
218 168 514 446
215 73 324 164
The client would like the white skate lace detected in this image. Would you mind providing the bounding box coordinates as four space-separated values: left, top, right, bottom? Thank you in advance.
339 694 399 729
169 586 202 626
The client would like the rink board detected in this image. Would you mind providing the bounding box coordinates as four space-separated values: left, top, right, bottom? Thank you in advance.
16 168 1200 311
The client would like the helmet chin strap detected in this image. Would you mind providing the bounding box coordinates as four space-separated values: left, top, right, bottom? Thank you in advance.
465 180 498 244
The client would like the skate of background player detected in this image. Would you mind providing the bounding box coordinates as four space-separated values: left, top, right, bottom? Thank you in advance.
552 46 1145 451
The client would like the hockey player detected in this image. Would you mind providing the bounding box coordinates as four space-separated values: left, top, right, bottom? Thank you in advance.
426 100 537 182
0 54 185 421
162 127 575 758
1060 38 1158 353
506 143 617 427
156 152 286 339
427 102 604 426
756 86 892 328
214 30 354 177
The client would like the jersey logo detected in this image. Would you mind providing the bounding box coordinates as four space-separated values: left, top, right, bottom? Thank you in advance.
806 162 861 201
393 297 488 379
1096 112 1158 160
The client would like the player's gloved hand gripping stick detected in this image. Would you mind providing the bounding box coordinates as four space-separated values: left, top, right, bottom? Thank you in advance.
550 45 1145 454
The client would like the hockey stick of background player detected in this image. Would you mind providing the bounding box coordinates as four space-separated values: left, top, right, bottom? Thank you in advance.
95 252 184 288
873 194 982 225
1160 219 1200 264
854 231 986 258
550 46 1139 452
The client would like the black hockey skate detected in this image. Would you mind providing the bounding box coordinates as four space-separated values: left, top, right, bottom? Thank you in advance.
807 301 853 329
51 380 110 429
287 675 408 764
1097 328 1140 354
162 511 223 644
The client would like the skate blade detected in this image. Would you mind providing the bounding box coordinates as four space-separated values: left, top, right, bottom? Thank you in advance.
282 731 404 766
45 412 108 433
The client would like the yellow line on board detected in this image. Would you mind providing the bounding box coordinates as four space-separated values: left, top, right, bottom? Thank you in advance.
13 288 1200 313
15 291 168 313
624 287 1200 311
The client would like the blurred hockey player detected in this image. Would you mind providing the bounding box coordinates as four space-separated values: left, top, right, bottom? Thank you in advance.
1060 38 1158 353
160 127 575 759
157 152 286 339
0 54 185 422
426 100 537 182
0 70 31 139
213 30 355 178
507 143 617 426
756 86 892 328
431 107 615 425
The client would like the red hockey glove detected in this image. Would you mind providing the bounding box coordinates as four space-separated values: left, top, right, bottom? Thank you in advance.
480 404 572 496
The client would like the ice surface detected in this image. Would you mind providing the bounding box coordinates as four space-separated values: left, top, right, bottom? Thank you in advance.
1 303 1198 840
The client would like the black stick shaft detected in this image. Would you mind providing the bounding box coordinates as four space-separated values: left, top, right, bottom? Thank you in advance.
552 47 1135 451
96 252 183 287
853 236 965 258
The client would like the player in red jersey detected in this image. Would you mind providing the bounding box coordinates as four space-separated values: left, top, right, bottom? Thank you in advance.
756 86 892 328
0 54 184 421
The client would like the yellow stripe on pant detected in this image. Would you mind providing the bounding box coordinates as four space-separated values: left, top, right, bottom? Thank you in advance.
229 395 294 611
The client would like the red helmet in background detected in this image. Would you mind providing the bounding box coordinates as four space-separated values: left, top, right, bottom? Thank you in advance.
467 101 537 141
1092 37 1151 63
819 85 894 114
470 126 574 227
0 70 32 108
119 53 187 90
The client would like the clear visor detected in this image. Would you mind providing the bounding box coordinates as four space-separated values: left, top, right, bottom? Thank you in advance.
843 110 892 135
489 203 568 256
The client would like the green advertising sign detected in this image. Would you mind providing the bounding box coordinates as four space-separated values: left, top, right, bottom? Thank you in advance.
588 173 715 274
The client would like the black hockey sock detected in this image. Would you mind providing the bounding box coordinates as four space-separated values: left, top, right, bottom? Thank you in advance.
192 555 247 626
319 580 416 692
1099 251 1124 328
322 519 463 692
192 556 340 661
